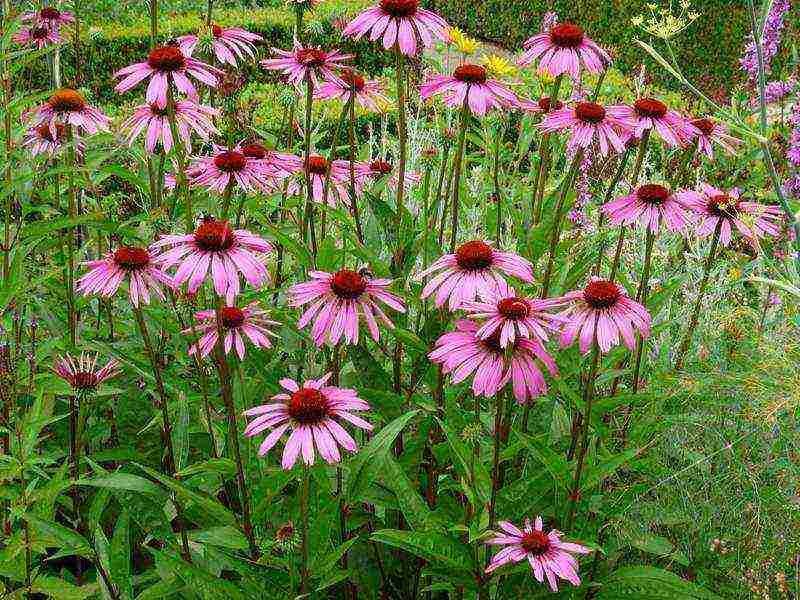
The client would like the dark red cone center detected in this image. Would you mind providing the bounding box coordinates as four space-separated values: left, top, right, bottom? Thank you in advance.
194 218 235 251
214 151 247 172
455 240 494 271
149 103 170 116
520 530 551 556
692 118 715 135
538 97 563 113
498 297 529 320
48 89 86 112
370 160 393 176
330 269 367 299
707 194 739 217
242 143 268 159
550 23 584 48
211 23 223 37
113 246 151 271
288 388 330 424
148 45 186 71
40 7 61 19
340 70 365 92
634 98 668 119
481 330 504 354
453 64 487 84
380 0 419 17
575 101 606 124
583 279 621 309
36 122 64 142
72 371 99 390
296 48 327 68
306 155 329 175
220 306 246 328
32 26 49 40
636 184 670 205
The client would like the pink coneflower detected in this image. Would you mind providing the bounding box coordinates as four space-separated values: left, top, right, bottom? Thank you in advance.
289 269 406 346
518 22 610 78
676 184 784 247
113 45 221 109
151 217 272 302
342 0 449 56
461 282 566 349
121 101 218 153
356 158 421 192
23 122 84 157
601 183 691 233
518 96 564 115
178 24 262 67
485 516 591 592
77 246 174 307
689 117 742 158
240 142 303 180
554 278 651 354
421 64 518 116
13 25 61 48
244 374 373 469
187 144 274 194
53 353 121 394
261 41 352 87
22 7 75 29
539 101 633 156
429 319 557 403
417 240 534 310
286 155 351 207
606 98 698 148
32 89 110 136
314 70 390 112
185 301 279 359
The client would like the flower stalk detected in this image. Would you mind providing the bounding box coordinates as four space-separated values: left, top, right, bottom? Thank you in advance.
593 148 632 276
394 46 408 265
448 100 471 252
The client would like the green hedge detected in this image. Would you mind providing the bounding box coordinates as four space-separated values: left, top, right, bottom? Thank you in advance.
20 2 389 105
429 0 796 96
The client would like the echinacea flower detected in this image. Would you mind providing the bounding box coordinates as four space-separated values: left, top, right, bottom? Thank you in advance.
554 278 651 354
152 217 272 302
185 301 279 359
356 158 421 192
606 98 698 148
13 25 61 48
239 142 303 179
485 517 591 592
676 184 784 247
289 269 406 346
286 155 352 207
601 183 691 233
22 7 74 29
518 96 564 115
342 0 449 56
32 89 110 136
113 45 221 109
429 319 557 403
121 101 218 153
314 70 390 112
420 64 518 116
461 282 566 349
53 353 121 394
77 246 174 307
539 101 633 156
689 117 742 158
417 240 535 310
244 374 373 469
261 41 352 87
518 22 610 78
178 24 262 67
187 144 274 194
23 122 84 157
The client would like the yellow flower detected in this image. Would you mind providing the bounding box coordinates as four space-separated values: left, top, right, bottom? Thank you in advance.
482 54 516 78
448 27 480 55
729 267 742 280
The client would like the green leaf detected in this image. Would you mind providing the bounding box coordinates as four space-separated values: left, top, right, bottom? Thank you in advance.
24 514 91 557
436 417 491 504
189 526 248 550
111 511 133 600
381 457 435 531
30 576 95 600
310 536 359 578
598 566 723 599
518 433 571 492
78 473 165 498
150 548 248 600
370 529 472 570
177 458 236 478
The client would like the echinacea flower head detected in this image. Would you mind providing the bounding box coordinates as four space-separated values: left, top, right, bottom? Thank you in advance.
689 117 742 158
518 22 610 78
13 25 61 48
602 183 691 233
314 70 391 113
342 0 449 56
178 24 262 67
185 301 279 359
22 7 75 29
244 374 373 469
485 517 591 592
23 122 84 157
461 282 567 349
286 155 351 207
356 158 421 192
417 240 535 310
429 319 557 403
121 101 218 153
518 96 565 115
33 89 110 136
539 101 633 156
289 269 406 346
676 184 784 247
606 97 698 148
152 217 272 303
77 245 174 307
188 144 274 194
239 142 303 179
420 64 518 116
53 353 121 395
554 278 651 354
113 45 221 109
261 41 352 87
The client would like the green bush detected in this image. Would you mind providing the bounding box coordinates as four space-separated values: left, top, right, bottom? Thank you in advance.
429 0 797 97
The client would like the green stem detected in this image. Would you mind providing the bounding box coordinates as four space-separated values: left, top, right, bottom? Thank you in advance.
448 100 471 253
65 127 78 348
301 76 317 262
492 122 503 244
300 465 310 594
348 95 365 244
593 149 631 276
394 46 408 265
165 89 192 229
2 0 13 282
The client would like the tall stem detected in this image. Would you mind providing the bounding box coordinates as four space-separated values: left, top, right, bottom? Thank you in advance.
149 0 158 47
394 47 407 264
68 393 81 544
531 75 564 222
448 101 470 252
675 221 722 369
492 122 503 244
65 127 78 348
165 88 192 230
2 0 13 282
487 390 506 536
592 149 631 276
348 95 364 244
300 465 311 594
301 76 317 261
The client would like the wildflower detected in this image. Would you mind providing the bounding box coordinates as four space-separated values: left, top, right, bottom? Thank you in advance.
187 144 275 194
13 25 61 48
244 374 373 469
518 96 564 115
539 101 633 156
421 64 519 116
518 22 610 78
342 0 449 56
482 54 517 79
355 158 421 192
689 117 742 158
740 0 790 83
185 301 279 359
23 122 84 157
261 40 352 87
113 45 221 109
485 517 591 592
607 97 698 147
288 269 406 346
53 353 121 394
314 69 391 112
447 27 480 54
286 155 352 207
417 240 534 310
120 101 218 153
32 89 110 136
239 142 303 180
601 183 691 233
21 7 74 30
77 245 174 307
178 24 262 67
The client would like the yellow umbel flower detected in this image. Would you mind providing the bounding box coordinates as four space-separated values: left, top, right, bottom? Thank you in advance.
448 27 480 55
482 54 517 78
